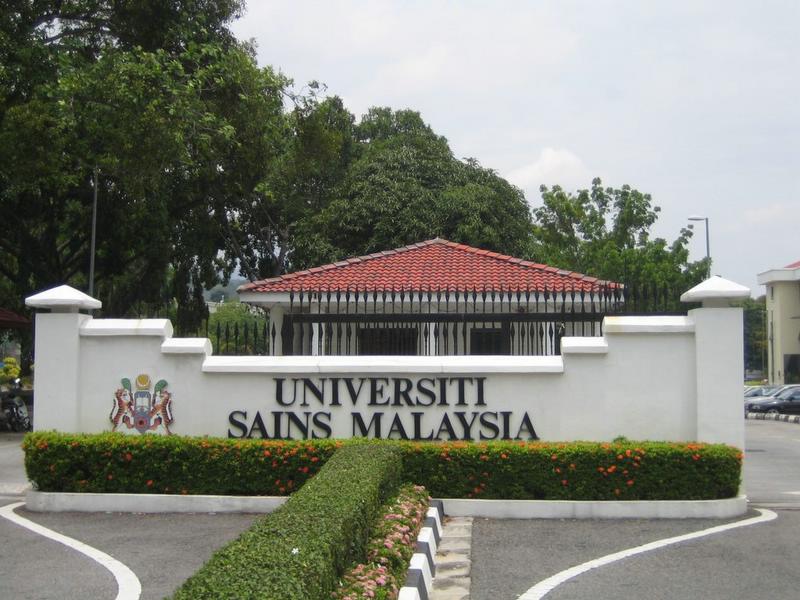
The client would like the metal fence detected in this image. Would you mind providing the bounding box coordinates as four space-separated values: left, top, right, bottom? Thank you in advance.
276 283 692 357
180 319 271 356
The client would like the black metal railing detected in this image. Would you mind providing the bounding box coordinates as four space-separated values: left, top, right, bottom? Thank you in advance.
273 282 693 357
179 319 271 355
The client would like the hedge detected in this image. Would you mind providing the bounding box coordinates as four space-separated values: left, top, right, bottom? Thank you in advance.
23 433 742 500
23 432 339 495
333 483 429 600
172 442 403 600
401 440 742 500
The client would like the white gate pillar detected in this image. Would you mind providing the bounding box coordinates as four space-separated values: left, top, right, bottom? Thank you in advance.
25 285 100 432
682 276 750 449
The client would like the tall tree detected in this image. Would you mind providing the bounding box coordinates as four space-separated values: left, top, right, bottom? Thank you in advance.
289 108 534 268
531 179 707 293
0 1 285 334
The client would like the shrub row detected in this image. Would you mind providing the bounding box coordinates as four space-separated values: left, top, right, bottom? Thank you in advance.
333 483 430 600
173 442 403 600
23 433 742 500
401 440 742 500
23 432 339 495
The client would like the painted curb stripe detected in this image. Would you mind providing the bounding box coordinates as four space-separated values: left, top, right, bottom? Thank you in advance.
519 508 778 600
0 502 142 600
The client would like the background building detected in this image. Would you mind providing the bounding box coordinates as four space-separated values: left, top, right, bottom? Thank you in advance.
758 260 800 384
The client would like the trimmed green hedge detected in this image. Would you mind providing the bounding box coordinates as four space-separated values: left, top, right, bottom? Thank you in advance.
23 432 339 495
23 433 742 500
401 440 742 500
173 442 402 600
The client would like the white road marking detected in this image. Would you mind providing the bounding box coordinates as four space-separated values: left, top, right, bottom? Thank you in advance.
784 491 800 495
0 502 141 600
518 508 777 600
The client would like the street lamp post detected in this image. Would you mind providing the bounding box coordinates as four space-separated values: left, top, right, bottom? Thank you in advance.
688 215 710 278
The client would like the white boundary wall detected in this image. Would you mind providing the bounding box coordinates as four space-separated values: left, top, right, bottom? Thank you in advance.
25 278 748 448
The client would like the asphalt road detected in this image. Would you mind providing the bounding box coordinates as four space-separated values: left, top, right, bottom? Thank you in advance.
471 419 800 599
2 421 800 599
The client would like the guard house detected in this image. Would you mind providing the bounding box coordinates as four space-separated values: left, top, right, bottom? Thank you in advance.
238 238 622 356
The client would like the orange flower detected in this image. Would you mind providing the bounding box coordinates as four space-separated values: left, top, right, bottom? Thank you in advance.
124 452 133 462
625 449 632 457
500 453 508 460
626 480 634 486
146 479 154 487
561 480 568 486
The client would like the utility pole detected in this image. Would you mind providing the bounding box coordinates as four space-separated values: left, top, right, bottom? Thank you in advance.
89 166 98 297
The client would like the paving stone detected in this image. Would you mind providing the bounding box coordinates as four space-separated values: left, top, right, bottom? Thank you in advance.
430 517 472 600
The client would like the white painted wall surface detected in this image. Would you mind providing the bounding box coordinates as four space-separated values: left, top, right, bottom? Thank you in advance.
32 312 735 447
27 280 748 448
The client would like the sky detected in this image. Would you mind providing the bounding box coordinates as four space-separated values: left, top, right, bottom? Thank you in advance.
231 1 800 295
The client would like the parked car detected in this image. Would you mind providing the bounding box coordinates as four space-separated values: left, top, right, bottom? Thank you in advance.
744 385 784 399
746 385 800 414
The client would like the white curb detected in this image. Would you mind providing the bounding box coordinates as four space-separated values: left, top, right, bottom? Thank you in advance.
438 495 747 519
26 491 287 513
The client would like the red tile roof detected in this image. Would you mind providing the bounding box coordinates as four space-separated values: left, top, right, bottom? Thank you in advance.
0 308 29 329
784 260 800 269
240 239 616 293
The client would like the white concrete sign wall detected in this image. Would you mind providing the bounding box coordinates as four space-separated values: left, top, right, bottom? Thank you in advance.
25 278 749 448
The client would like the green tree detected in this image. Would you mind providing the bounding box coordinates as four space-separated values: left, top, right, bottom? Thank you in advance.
740 296 767 373
207 300 269 354
0 1 285 335
531 179 707 296
222 94 356 280
289 108 534 268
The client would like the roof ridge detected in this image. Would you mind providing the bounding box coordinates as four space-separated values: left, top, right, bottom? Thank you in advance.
239 238 616 293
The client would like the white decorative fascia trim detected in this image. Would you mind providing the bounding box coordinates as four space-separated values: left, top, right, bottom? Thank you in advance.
80 319 174 338
202 355 564 374
603 316 694 334
757 268 800 284
203 356 323 373
238 291 289 306
161 338 212 355
560 337 609 354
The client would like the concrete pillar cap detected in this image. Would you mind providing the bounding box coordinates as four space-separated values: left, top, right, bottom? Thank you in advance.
25 285 102 312
680 276 750 307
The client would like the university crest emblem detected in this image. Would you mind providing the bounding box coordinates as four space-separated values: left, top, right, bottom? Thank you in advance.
110 374 174 434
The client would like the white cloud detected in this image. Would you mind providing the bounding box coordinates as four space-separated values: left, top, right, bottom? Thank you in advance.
742 203 799 227
506 148 591 195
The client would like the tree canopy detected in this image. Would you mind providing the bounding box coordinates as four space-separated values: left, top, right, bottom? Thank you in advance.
530 179 708 291
2 1 713 351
